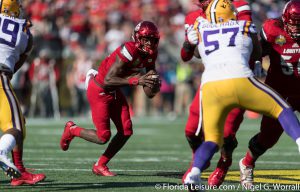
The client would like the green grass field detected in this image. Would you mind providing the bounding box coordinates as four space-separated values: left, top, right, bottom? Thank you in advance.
0 116 299 192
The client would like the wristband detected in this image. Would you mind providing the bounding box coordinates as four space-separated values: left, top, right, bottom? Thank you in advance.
128 77 139 86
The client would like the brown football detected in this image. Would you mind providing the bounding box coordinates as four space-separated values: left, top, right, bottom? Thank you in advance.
143 85 156 98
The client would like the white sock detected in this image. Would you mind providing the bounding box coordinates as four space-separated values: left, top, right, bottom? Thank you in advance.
0 134 16 155
190 167 201 176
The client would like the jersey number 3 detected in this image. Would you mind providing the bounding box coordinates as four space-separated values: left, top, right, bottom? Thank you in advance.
203 27 239 55
0 17 19 48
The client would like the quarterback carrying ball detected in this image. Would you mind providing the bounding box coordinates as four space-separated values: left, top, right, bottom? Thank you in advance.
60 21 161 176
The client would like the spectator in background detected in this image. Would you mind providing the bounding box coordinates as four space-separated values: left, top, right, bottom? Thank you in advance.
68 46 93 117
174 62 193 117
29 49 60 118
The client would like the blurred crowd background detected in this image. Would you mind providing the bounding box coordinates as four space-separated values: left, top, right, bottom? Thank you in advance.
14 0 287 119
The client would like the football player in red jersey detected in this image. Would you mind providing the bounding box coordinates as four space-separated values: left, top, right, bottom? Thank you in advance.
236 0 300 188
181 0 252 186
60 21 160 176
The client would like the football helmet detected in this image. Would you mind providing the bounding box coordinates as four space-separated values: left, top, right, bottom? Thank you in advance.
0 0 22 18
193 0 211 11
282 0 300 41
133 21 160 55
206 0 236 24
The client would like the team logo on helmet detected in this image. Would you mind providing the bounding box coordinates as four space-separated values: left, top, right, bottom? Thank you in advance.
0 0 22 18
206 0 236 24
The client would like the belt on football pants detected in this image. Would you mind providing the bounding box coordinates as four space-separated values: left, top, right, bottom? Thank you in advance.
0 64 13 79
0 71 12 79
92 76 116 98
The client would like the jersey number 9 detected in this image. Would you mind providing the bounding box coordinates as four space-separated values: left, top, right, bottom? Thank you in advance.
0 17 19 48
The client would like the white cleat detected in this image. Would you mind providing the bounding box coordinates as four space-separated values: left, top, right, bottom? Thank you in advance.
0 154 21 179
239 158 254 190
184 167 202 192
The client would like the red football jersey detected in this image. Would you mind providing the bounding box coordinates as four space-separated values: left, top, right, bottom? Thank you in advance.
261 18 300 97
184 9 205 31
96 41 157 84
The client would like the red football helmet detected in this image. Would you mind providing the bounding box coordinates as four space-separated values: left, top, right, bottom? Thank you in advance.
193 0 211 11
282 0 300 41
133 21 160 55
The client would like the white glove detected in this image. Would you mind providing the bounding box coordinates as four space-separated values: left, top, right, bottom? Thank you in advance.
253 61 263 78
85 69 98 90
187 25 199 45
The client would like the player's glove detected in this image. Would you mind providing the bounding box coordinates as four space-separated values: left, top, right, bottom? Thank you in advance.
187 25 199 46
85 69 98 90
253 61 264 78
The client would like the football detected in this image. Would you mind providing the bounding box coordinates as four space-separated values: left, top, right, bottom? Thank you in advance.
143 85 156 98
143 70 160 98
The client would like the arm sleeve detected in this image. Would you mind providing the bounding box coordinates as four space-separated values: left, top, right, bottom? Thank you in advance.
181 41 196 62
260 31 272 57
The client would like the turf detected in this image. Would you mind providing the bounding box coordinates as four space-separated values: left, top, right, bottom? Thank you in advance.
0 116 299 191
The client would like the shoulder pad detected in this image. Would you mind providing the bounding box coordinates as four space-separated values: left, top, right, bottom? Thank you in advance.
261 18 283 42
233 0 250 11
185 10 205 30
233 0 252 21
119 42 138 62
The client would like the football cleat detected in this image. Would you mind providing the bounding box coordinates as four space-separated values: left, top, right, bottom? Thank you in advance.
11 171 46 186
92 163 116 176
182 166 192 184
60 121 76 151
183 168 202 192
208 158 232 187
239 158 254 190
182 161 210 184
0 154 21 179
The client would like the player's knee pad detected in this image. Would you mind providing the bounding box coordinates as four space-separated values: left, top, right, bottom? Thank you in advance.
97 130 111 144
185 132 203 151
248 133 267 157
223 136 238 153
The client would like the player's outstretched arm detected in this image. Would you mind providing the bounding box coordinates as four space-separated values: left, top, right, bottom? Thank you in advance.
250 33 262 63
181 26 200 62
